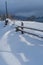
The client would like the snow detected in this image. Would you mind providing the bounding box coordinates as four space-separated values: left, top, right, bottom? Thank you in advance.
15 20 43 30
19 35 35 46
18 53 29 62
0 19 43 65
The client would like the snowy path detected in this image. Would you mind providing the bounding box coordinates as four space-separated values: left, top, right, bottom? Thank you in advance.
0 29 21 65
0 20 43 65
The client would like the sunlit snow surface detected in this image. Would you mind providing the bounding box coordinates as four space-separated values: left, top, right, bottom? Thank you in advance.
0 19 43 65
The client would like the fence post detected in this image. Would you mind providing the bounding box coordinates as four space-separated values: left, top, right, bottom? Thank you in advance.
21 22 24 34
5 19 8 25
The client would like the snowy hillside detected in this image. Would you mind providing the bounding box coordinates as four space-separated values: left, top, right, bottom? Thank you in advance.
0 19 43 65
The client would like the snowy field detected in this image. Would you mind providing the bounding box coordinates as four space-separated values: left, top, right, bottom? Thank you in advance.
0 19 43 65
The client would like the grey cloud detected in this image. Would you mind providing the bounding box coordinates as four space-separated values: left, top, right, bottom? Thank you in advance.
0 0 43 16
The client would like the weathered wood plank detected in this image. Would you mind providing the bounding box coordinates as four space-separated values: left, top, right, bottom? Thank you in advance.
17 26 43 32
16 28 43 39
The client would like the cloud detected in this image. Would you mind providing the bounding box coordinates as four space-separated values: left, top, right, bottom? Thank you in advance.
0 0 43 16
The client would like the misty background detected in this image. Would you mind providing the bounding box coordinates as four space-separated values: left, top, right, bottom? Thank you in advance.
0 0 43 17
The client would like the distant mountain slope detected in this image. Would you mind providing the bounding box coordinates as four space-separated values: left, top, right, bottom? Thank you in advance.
13 15 43 22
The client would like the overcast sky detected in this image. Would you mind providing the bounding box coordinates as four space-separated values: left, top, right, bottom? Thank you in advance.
0 0 43 16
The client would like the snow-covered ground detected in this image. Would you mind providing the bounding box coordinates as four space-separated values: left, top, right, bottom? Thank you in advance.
0 19 43 65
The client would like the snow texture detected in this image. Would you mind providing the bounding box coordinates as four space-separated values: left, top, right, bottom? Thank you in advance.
0 19 43 65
